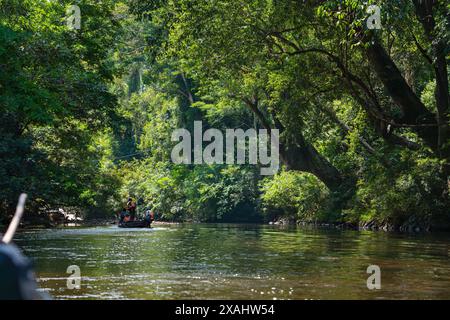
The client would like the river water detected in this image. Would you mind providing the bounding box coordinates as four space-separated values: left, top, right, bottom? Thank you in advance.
14 223 450 300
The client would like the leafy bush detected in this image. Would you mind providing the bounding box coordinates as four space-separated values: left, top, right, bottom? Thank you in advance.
260 171 331 223
344 155 450 228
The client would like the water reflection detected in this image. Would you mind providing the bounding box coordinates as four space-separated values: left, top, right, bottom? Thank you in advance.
14 224 450 299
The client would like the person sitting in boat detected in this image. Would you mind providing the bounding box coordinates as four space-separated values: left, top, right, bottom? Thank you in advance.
144 209 155 223
118 208 128 223
127 198 136 221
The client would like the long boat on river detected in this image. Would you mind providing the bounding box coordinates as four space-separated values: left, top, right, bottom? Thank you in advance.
118 220 152 228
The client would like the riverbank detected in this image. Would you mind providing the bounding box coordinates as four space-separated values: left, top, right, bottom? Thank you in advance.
6 210 448 234
269 216 450 233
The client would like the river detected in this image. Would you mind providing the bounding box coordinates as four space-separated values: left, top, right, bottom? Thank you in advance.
14 223 450 299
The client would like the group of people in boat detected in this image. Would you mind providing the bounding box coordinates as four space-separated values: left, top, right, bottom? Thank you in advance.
118 197 155 225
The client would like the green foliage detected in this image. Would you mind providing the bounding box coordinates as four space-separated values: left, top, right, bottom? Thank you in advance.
115 160 260 222
345 155 449 227
1 0 449 230
0 0 122 218
260 171 332 222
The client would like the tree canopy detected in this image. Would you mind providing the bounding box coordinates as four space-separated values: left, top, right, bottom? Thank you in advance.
1 0 448 230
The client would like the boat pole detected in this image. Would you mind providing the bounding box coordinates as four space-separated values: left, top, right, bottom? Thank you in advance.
2 193 27 244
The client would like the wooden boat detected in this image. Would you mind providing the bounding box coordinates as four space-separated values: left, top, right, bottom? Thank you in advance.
118 219 152 228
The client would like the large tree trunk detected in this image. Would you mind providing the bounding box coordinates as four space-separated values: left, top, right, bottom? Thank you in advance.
412 0 449 158
279 136 355 213
366 41 440 152
244 97 345 192
280 139 343 192
366 0 449 161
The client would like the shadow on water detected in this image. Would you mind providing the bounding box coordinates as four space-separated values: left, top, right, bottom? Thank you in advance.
13 223 450 300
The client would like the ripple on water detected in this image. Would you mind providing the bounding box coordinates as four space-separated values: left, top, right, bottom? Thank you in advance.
13 223 450 300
